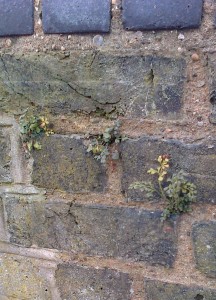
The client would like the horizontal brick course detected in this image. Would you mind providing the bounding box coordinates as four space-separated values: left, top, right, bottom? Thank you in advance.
145 279 216 300
0 53 185 118
192 221 216 278
32 135 107 192
121 137 216 203
4 197 178 267
56 264 132 300
0 129 11 183
0 253 51 299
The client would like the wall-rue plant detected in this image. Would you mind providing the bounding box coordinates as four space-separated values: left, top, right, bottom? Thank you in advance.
20 115 54 153
87 120 127 164
129 155 197 220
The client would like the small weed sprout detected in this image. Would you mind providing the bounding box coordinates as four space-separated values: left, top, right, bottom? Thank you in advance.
129 155 197 220
87 120 127 164
20 115 54 153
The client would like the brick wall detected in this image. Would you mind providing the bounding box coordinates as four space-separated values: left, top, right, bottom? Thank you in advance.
1 0 216 299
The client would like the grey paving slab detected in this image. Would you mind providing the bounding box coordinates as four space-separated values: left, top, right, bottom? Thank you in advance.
122 0 203 31
42 0 111 34
0 0 34 36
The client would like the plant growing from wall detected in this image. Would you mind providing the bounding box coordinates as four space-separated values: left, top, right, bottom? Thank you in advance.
20 115 54 153
87 120 127 164
129 155 197 220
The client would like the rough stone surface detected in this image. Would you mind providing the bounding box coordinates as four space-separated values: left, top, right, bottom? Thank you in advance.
121 137 216 203
145 279 216 300
4 197 178 267
0 0 34 36
209 90 216 124
56 264 132 300
0 53 185 117
0 129 11 183
42 0 111 33
122 0 203 31
32 135 106 192
0 253 51 299
192 221 216 278
208 55 216 124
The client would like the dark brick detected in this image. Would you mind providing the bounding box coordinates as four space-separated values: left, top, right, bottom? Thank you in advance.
32 135 106 192
192 221 216 278
122 0 203 31
56 264 132 300
0 53 185 118
0 129 11 183
0 0 34 36
209 91 216 124
209 57 216 124
145 279 216 300
121 137 216 203
42 0 111 33
4 197 178 267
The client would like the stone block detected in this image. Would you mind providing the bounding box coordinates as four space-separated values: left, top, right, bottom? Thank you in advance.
4 197 178 267
145 279 216 300
42 0 111 33
56 263 132 300
192 221 216 278
0 53 185 118
209 59 216 124
122 0 203 31
121 137 216 203
209 89 216 124
0 0 34 36
0 196 7 241
32 135 107 192
0 253 51 299
0 129 11 183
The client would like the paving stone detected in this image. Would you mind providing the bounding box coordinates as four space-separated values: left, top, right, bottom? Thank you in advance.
0 253 51 299
145 279 216 300
32 135 107 192
0 53 185 118
0 0 34 36
122 0 203 31
192 221 216 278
4 197 178 267
121 136 216 203
0 129 11 183
42 0 111 33
56 263 132 300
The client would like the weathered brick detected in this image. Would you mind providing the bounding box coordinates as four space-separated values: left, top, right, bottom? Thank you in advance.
0 253 51 299
56 263 132 300
42 0 111 33
0 0 34 36
192 221 216 278
0 196 7 241
0 53 185 117
0 129 11 183
122 0 203 31
121 136 216 203
4 196 178 267
32 135 107 192
208 55 216 124
145 279 216 300
209 91 216 124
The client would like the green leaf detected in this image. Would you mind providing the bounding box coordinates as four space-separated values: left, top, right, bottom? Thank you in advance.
147 168 157 175
33 141 42 150
27 141 33 151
